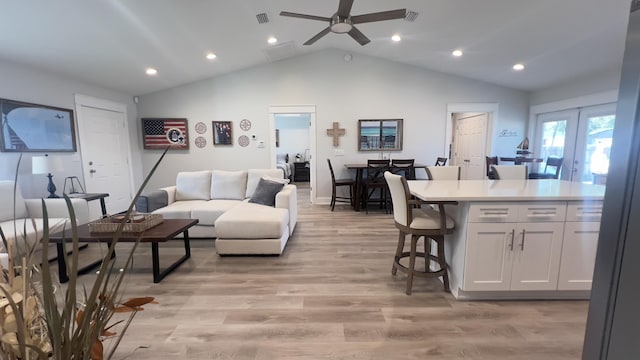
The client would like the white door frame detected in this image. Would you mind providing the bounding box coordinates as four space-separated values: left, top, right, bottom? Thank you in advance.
74 94 135 200
446 103 497 162
269 105 316 204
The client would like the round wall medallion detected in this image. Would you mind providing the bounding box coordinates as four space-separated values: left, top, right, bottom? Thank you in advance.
238 135 250 147
239 119 252 131
195 136 207 148
195 122 207 134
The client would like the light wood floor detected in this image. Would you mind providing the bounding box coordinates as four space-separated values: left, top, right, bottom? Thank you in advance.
71 183 589 359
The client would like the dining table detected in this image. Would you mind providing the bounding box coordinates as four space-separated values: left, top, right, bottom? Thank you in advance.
344 163 427 211
499 157 544 164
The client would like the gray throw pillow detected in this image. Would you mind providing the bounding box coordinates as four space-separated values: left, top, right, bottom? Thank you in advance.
249 178 285 207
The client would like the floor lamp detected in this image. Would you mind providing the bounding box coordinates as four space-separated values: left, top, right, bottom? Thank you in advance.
32 154 63 198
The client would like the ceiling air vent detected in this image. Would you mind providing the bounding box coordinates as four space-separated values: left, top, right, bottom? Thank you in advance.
256 12 269 24
405 11 419 22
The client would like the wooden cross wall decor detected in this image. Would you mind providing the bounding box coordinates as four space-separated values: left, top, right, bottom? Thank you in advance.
326 122 345 147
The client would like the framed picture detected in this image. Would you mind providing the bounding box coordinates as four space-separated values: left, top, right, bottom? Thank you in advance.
0 98 77 152
141 118 189 150
213 121 233 145
358 119 403 151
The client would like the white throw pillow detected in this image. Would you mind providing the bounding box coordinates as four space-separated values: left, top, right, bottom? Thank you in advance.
211 170 247 200
262 175 290 185
245 169 284 198
175 171 212 201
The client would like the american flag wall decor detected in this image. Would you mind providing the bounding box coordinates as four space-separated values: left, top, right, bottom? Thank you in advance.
141 118 189 150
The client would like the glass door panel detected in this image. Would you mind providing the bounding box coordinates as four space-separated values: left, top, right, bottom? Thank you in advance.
573 104 616 184
534 109 579 180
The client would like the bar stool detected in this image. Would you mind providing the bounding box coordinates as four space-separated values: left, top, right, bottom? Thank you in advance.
391 159 416 180
327 159 355 211
529 157 563 179
426 166 461 180
491 165 528 180
384 171 456 294
363 159 390 213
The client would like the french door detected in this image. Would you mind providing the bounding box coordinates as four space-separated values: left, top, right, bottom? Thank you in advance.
533 103 616 183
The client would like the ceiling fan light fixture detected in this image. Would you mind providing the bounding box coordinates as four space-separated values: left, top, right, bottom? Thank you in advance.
330 16 352 33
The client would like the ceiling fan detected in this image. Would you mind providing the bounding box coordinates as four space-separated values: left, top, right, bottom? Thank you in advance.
280 0 406 46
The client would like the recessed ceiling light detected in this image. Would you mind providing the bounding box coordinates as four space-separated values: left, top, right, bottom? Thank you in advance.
452 49 463 57
206 52 217 60
145 68 158 76
391 34 401 42
513 63 525 71
268 36 278 44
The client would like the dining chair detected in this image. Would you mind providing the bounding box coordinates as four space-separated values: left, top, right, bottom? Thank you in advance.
391 159 416 180
426 166 461 180
327 159 355 211
486 156 498 179
491 165 528 180
435 157 448 166
528 157 564 179
384 171 456 294
363 159 390 213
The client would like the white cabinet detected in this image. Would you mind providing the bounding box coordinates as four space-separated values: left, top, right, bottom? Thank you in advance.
463 203 565 292
557 201 603 290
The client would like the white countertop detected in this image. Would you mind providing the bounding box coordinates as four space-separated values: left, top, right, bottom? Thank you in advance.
407 179 605 202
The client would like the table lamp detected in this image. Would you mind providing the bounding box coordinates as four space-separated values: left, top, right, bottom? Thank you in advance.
32 154 63 198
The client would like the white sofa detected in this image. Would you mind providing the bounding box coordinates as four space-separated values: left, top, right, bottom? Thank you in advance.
137 169 297 255
0 180 90 261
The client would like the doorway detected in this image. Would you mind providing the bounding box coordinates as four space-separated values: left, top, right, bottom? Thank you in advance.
446 103 497 180
269 106 316 204
533 103 616 183
75 95 135 220
452 112 489 180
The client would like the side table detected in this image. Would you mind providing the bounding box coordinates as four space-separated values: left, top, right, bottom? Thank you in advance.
67 193 109 217
293 161 310 182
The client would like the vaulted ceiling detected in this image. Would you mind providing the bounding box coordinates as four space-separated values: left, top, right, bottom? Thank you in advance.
0 0 631 95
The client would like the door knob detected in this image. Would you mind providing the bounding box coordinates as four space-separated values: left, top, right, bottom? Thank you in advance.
89 161 93 165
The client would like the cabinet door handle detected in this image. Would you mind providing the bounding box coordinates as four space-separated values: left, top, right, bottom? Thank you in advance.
520 229 526 250
508 229 515 251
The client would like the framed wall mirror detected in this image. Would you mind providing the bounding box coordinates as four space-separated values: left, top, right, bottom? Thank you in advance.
358 119 403 151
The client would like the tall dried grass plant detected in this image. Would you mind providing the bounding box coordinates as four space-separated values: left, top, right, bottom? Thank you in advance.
0 148 168 359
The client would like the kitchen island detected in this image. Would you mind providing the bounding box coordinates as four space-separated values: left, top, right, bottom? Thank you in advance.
408 179 605 300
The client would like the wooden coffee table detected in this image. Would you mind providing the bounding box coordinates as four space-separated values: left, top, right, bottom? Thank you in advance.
48 219 198 283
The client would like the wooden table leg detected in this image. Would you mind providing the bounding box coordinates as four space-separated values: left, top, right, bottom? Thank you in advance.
354 168 363 211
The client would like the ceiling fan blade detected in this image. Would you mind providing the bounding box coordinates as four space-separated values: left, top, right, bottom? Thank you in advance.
348 26 370 46
351 9 406 24
280 11 331 22
304 27 332 45
337 0 354 17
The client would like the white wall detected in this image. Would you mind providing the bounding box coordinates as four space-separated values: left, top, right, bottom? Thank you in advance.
0 59 142 198
137 49 530 198
275 114 310 162
530 68 622 106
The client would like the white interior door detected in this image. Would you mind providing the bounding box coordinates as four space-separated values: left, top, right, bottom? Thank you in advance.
453 113 487 180
76 96 134 219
